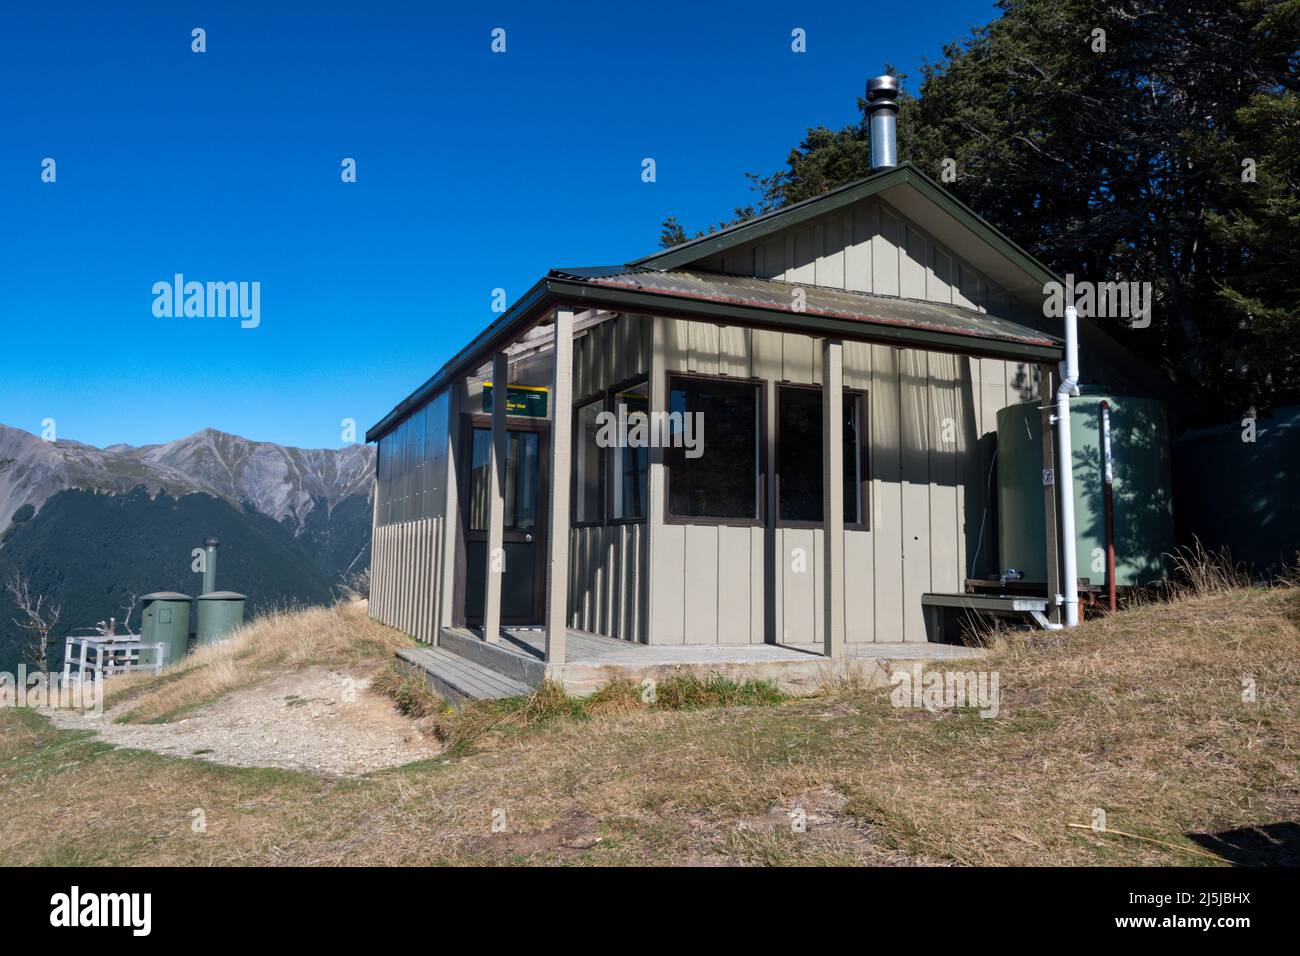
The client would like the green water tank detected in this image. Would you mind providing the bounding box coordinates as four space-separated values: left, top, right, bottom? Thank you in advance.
140 592 192 667
195 591 247 644
997 389 1174 587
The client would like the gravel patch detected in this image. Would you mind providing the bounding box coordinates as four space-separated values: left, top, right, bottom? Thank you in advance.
48 666 441 776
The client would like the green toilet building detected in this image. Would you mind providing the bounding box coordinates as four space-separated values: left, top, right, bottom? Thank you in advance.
140 592 192 667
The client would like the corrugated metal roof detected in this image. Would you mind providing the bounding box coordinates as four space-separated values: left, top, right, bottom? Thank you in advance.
557 267 1060 349
368 266 1063 443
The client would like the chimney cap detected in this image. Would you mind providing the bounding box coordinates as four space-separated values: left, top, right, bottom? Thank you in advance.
866 76 900 110
866 74 900 170
204 537 220 548
867 75 899 96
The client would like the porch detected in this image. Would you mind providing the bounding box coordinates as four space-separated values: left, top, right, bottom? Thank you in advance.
398 624 986 700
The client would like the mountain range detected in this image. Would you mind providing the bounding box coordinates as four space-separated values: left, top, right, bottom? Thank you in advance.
0 425 374 672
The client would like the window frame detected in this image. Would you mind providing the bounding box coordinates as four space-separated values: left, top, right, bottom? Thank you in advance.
571 394 607 528
663 371 767 528
462 418 547 534
774 382 871 532
605 375 651 526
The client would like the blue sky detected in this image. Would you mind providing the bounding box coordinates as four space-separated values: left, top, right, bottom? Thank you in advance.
1 0 999 449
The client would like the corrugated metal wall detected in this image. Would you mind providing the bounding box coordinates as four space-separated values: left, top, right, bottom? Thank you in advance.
371 516 446 644
374 390 450 526
371 388 453 643
568 313 651 641
568 523 645 641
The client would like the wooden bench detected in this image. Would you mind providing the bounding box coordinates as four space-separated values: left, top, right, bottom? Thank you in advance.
920 592 1053 642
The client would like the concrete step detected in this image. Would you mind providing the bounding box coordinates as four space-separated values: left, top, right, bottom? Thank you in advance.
396 646 533 708
438 627 546 688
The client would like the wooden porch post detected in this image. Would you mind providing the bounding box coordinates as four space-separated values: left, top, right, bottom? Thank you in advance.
545 308 574 671
439 383 462 635
483 351 508 643
644 316 667 645
1040 364 1063 625
822 338 846 658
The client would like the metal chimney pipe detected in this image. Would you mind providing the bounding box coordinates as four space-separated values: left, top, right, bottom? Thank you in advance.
866 75 900 170
202 537 219 595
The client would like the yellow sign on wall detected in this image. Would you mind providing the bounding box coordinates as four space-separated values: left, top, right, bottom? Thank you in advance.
482 382 549 418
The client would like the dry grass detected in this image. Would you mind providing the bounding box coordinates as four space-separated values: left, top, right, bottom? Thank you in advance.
371 667 790 754
870 584 1300 864
370 660 447 721
1168 540 1256 595
653 673 788 709
104 600 414 723
2 582 1297 866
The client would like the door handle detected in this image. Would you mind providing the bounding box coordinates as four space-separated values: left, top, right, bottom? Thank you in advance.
524 534 533 543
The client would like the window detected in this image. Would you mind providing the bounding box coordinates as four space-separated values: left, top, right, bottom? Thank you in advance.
776 386 867 526
507 431 539 531
573 399 604 524
610 381 648 521
667 375 761 522
468 428 539 531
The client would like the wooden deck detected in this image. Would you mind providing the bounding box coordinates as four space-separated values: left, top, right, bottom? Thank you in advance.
396 645 532 706
423 625 985 698
455 626 982 664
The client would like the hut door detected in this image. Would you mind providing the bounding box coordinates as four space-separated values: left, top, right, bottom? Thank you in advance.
463 420 549 625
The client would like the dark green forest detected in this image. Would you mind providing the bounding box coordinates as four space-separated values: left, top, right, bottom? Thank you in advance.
663 0 1299 417
0 489 370 673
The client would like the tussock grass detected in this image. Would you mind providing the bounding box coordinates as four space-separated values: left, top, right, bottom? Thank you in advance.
371 661 446 720
375 671 789 753
652 673 788 709
107 600 414 723
1168 540 1255 596
582 678 646 716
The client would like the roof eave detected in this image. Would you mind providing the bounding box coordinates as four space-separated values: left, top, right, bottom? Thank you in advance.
549 276 1063 363
367 270 1064 443
364 277 553 443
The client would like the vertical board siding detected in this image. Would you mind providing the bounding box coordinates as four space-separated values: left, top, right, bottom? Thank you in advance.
707 196 1012 318
843 340 876 642
873 206 901 297
565 313 651 641
870 344 906 641
899 349 932 642
652 522 687 643
928 353 963 598
641 190 1036 644
683 526 721 643
644 326 1021 643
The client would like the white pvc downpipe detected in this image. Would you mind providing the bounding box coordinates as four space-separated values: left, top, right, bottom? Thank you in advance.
1056 306 1082 626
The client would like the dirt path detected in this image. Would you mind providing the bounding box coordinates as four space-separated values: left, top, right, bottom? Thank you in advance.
49 666 440 776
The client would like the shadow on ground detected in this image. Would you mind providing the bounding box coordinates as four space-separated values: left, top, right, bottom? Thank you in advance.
1187 822 1300 866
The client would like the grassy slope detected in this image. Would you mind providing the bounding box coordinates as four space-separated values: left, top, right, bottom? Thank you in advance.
1 587 1296 866
99 601 414 724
